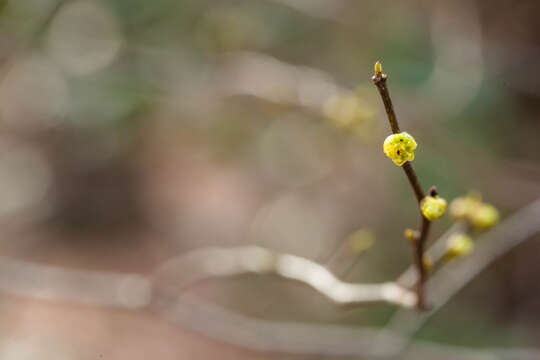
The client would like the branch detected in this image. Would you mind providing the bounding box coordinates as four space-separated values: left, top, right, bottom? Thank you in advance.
0 255 151 308
378 197 540 357
253 230 369 316
402 162 425 202
372 66 401 134
154 293 540 359
372 61 431 308
153 246 416 308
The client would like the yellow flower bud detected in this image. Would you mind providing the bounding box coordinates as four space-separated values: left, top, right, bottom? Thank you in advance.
446 233 474 258
449 197 469 219
347 229 375 254
450 193 500 229
423 254 433 270
449 193 481 220
421 195 447 221
383 132 417 166
404 228 418 242
470 204 500 229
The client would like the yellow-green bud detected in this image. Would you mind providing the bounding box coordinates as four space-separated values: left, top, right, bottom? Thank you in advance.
449 193 500 229
449 193 481 220
383 132 417 166
404 228 418 242
374 61 383 76
421 195 447 221
423 254 433 270
446 233 474 258
449 197 471 219
470 204 500 229
347 229 375 254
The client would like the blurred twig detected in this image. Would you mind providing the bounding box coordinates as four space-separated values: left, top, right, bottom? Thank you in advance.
154 294 540 359
0 255 151 308
252 231 368 318
166 51 349 118
154 246 416 308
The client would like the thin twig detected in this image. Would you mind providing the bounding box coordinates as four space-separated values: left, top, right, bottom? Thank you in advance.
414 216 431 308
372 69 401 133
402 162 425 202
372 61 432 308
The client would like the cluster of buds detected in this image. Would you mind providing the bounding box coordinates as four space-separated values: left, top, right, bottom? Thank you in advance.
449 193 500 229
375 61 501 291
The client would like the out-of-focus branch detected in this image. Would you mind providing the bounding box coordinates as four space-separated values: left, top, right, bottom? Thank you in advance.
154 294 382 357
0 244 414 312
215 51 346 110
154 294 540 359
0 256 151 308
154 246 416 308
169 51 351 118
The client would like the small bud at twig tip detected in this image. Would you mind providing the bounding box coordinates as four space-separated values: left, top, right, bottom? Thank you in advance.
374 61 383 77
429 186 438 197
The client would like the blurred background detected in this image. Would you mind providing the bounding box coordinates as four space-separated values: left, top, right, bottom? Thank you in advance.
0 0 539 358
